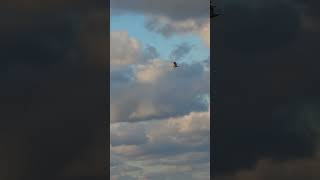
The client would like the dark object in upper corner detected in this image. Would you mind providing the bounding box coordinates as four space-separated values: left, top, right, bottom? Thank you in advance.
210 0 220 18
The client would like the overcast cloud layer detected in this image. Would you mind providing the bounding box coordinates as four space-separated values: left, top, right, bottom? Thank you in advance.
111 0 209 21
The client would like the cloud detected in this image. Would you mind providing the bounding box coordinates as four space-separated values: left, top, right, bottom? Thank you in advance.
110 109 210 179
111 66 135 85
111 123 148 146
142 44 160 60
110 34 209 123
214 0 301 58
169 43 194 61
134 59 170 83
298 0 320 19
110 31 141 68
111 60 209 123
111 0 209 21
141 166 193 180
212 0 320 177
297 0 320 32
214 152 320 180
0 2 107 179
110 1 211 179
0 0 105 12
145 16 210 47
198 20 210 48
111 165 142 177
111 0 210 47
111 110 210 157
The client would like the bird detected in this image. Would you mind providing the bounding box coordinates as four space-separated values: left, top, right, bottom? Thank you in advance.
173 61 179 68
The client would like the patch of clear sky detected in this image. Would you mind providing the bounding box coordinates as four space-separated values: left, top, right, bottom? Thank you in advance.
111 13 209 64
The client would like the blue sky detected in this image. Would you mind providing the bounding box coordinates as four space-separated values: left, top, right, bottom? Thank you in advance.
111 13 209 63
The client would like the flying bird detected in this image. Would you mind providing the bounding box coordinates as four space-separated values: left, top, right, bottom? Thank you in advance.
173 61 179 68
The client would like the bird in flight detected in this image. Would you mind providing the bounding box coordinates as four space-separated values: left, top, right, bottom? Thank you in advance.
173 61 179 68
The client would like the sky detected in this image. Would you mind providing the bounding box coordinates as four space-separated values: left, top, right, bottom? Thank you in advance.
212 0 320 180
110 0 210 179
2 0 320 180
0 1 107 179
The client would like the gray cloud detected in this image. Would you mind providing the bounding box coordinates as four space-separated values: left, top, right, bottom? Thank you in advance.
144 16 209 41
214 153 320 180
111 0 210 44
144 18 177 37
111 61 209 123
0 2 107 179
110 1 210 178
111 123 148 146
111 165 142 176
110 110 210 179
169 43 194 61
111 67 135 85
142 44 159 60
111 0 209 21
212 0 320 177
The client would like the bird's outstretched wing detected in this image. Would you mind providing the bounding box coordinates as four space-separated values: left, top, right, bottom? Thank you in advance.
173 62 179 68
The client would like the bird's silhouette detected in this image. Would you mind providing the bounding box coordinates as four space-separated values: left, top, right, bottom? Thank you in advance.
173 61 179 68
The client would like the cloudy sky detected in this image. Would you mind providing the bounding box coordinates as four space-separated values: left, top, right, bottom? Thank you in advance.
110 0 210 179
212 0 320 180
2 0 320 180
0 1 107 179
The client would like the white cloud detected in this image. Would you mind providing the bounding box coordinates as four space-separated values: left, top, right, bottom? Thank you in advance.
198 21 210 48
110 3 211 177
110 31 141 68
129 100 158 119
111 108 210 158
110 31 210 123
110 61 209 123
134 59 171 83
110 109 210 179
